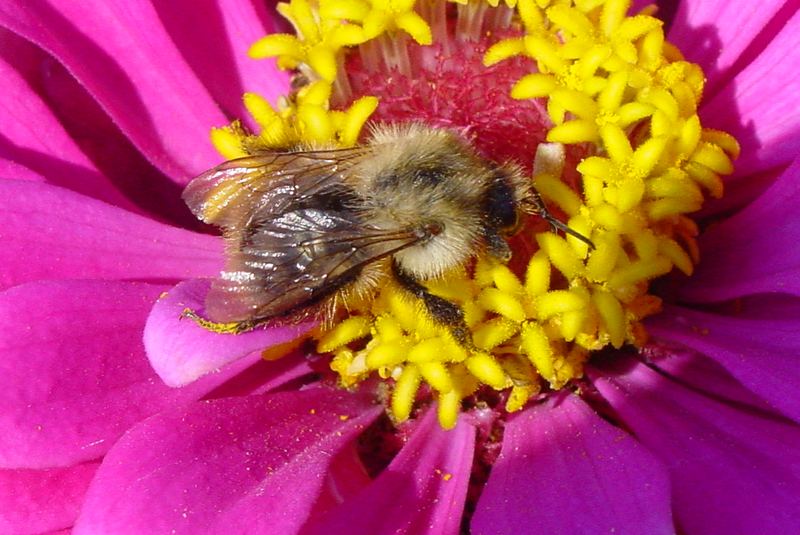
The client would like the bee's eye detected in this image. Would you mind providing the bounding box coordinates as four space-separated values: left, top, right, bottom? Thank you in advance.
485 175 519 231
504 211 522 235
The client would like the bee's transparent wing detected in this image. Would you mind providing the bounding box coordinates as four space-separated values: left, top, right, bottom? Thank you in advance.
182 147 369 228
206 212 420 322
182 147 420 323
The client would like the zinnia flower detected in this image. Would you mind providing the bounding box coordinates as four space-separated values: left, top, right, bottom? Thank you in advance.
1 1 799 534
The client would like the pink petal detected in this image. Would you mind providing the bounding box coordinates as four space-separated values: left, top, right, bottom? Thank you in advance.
145 278 314 386
472 395 673 535
0 34 136 210
73 388 381 535
311 443 372 515
640 338 791 414
0 462 99 534
0 156 45 181
668 0 793 95
701 6 800 177
151 0 289 123
0 2 228 181
304 408 475 535
648 302 800 423
1 27 203 226
0 280 257 469
678 157 800 301
215 0 290 107
0 180 222 291
201 351 315 399
591 356 800 535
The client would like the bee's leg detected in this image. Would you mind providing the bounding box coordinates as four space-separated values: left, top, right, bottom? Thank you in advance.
484 229 512 262
391 262 473 347
529 189 596 249
181 308 259 334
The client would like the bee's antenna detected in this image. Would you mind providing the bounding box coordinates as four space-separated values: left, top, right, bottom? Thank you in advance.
543 215 595 250
523 190 595 249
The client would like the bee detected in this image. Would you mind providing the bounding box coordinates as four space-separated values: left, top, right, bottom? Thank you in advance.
182 123 591 343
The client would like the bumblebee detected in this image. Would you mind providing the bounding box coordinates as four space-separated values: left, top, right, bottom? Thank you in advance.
183 123 590 343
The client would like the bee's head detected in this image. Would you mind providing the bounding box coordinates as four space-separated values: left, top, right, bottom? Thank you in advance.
479 162 530 261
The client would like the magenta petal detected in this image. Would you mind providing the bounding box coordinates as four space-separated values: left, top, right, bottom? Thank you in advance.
591 356 800 535
0 2 227 180
0 461 98 533
0 156 45 181
152 0 289 123
648 303 800 423
214 0 290 108
679 158 800 301
311 443 373 515
144 278 314 386
0 49 136 210
668 0 790 94
701 7 800 176
472 395 673 535
73 388 381 535
304 409 475 535
203 352 315 399
0 280 255 469
0 180 222 291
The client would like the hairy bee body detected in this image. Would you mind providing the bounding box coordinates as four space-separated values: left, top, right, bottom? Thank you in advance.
183 123 551 335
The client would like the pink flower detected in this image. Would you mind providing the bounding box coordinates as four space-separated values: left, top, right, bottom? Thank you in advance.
1 1 799 534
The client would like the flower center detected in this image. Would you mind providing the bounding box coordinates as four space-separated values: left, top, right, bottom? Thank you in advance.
213 0 738 429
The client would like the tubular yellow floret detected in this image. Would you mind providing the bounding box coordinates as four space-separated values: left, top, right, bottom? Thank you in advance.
524 250 552 296
547 119 599 144
609 256 673 289
366 339 412 368
319 1 369 21
317 316 371 353
658 237 694 276
534 174 582 216
210 126 247 160
591 289 626 348
243 92 281 130
392 364 421 422
537 233 584 279
340 96 380 146
407 337 465 363
520 322 556 384
586 232 621 281
420 361 454 393
478 288 527 322
484 38 527 67
534 290 587 319
489 264 524 295
249 34 304 60
473 318 519 350
437 389 461 429
465 353 508 390
559 308 587 341
702 129 741 159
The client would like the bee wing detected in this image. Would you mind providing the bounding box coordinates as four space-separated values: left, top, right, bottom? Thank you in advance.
183 146 422 323
182 147 370 228
205 210 421 322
